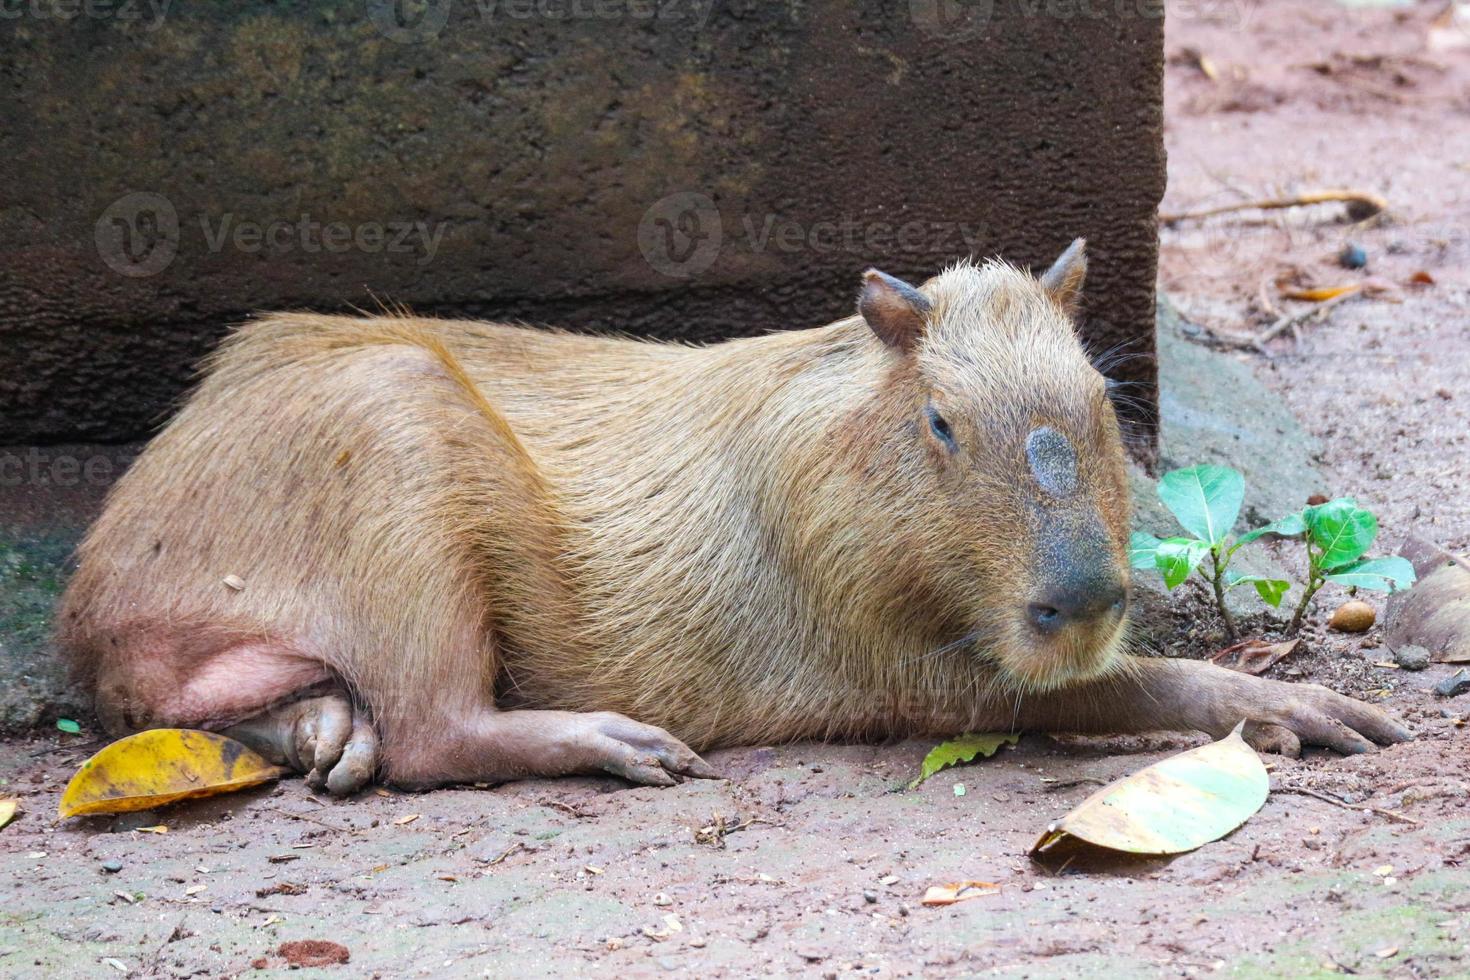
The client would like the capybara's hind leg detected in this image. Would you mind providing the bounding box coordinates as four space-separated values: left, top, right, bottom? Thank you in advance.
224 693 380 796
383 708 718 790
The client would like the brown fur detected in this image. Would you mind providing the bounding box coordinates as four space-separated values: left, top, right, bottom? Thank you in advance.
57 254 1407 787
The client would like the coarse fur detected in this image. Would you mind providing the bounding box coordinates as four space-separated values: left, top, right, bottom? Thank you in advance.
57 250 1409 789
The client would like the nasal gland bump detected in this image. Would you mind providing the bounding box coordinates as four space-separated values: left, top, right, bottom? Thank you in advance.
1026 427 1078 498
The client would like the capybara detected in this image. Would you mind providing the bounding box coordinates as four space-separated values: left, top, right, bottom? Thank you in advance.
57 241 1409 793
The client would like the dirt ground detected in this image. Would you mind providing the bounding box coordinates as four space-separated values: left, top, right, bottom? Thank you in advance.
4 2 1470 977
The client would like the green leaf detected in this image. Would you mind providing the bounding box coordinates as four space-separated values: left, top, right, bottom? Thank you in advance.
1129 531 1163 570
1233 512 1308 550
1030 723 1268 857
1225 572 1291 608
1156 537 1210 589
1304 498 1378 570
910 733 1019 789
1325 556 1417 592
56 719 81 735
1157 465 1245 546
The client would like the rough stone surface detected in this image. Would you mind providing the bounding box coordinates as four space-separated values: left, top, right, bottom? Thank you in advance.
1 1 1164 443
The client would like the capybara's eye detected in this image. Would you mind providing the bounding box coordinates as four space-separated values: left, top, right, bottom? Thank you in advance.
926 406 957 452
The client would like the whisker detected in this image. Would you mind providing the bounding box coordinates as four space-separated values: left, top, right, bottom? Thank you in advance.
901 629 981 667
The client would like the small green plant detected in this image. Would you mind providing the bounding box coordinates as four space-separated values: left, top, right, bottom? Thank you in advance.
1275 497 1416 633
1130 465 1289 642
1130 465 1415 638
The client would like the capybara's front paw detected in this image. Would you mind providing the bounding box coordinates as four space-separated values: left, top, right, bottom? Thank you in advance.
1224 677 1412 757
577 711 719 786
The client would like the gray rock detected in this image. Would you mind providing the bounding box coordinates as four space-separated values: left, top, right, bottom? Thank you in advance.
1434 669 1470 698
1393 644 1431 671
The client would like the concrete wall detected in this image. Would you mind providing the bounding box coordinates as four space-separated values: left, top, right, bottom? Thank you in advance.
0 0 1165 443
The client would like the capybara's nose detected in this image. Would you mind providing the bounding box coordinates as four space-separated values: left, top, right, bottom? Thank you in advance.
1026 580 1126 634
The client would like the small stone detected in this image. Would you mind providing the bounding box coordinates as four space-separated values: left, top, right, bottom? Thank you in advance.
863 889 878 904
1337 242 1368 270
100 860 123 874
1434 668 1470 698
652 893 673 907
221 574 245 591
1393 644 1431 671
1328 599 1375 633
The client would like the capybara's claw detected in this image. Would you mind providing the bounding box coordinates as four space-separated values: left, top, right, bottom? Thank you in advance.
584 712 718 785
1228 678 1411 756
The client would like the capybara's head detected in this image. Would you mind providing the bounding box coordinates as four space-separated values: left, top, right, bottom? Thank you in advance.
859 240 1131 691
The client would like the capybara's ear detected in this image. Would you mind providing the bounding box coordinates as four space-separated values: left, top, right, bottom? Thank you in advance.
859 269 931 354
1040 238 1087 316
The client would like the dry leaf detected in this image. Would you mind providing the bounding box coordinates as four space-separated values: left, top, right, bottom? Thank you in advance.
1386 536 1470 663
1210 638 1300 675
1408 270 1436 286
393 813 421 826
1282 284 1361 302
1032 723 1267 857
58 729 287 818
921 881 1000 906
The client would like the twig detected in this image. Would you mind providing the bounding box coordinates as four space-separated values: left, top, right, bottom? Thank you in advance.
263 805 359 835
1159 188 1388 225
1042 777 1108 793
145 913 189 973
1252 290 1363 354
481 842 523 866
1275 786 1423 827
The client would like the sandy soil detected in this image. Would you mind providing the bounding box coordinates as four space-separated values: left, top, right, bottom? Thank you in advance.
3 2 1470 977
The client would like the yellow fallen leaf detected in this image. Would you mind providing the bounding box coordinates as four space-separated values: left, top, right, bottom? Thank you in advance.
1031 722 1267 857
0 798 18 830
921 881 1000 906
58 729 287 819
393 813 421 826
1282 284 1361 302
135 825 169 834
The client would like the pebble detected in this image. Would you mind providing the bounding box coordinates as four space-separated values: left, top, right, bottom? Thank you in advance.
1393 644 1431 671
1434 668 1470 698
1337 242 1368 269
863 889 878 904
100 860 123 874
